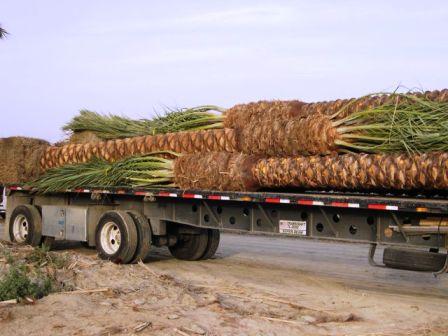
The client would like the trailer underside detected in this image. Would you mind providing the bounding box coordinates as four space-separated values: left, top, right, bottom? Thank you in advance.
4 185 448 273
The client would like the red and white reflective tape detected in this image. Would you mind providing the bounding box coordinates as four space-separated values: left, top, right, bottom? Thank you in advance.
368 204 399 211
6 185 412 213
95 190 110 194
297 199 324 206
208 195 230 201
74 188 90 193
134 191 154 196
158 191 178 197
265 198 291 204
182 194 203 199
331 202 360 208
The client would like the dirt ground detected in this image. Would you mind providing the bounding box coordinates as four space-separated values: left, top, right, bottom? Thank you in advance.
1 230 448 335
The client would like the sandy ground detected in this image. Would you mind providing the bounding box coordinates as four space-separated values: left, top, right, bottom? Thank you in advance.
1 220 448 336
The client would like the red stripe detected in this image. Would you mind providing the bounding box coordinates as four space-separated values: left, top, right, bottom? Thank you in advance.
331 202 349 207
368 204 387 210
208 195 221 200
134 191 146 196
265 198 280 203
298 200 313 205
158 191 171 197
183 194 195 198
74 188 84 193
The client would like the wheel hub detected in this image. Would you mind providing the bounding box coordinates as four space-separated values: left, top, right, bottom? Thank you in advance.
100 222 122 255
12 214 29 243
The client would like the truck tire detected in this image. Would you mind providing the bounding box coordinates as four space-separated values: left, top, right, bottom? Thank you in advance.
127 211 152 263
9 205 42 246
383 247 447 272
95 210 138 264
169 228 209 261
200 229 220 260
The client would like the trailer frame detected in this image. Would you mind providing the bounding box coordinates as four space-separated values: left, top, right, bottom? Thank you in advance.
4 185 448 272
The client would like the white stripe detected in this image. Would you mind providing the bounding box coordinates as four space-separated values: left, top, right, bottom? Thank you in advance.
348 203 360 208
313 201 324 206
221 196 230 200
194 195 203 199
280 199 290 204
83 189 90 193
386 205 398 211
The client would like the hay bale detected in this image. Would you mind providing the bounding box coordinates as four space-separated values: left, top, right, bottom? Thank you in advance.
0 137 50 184
69 131 102 144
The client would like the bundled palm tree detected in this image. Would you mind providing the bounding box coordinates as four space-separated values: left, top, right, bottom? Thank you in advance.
32 152 178 193
241 93 448 155
224 89 448 128
64 106 225 140
32 151 448 192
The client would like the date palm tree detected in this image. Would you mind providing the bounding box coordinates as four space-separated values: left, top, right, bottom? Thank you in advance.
0 24 8 39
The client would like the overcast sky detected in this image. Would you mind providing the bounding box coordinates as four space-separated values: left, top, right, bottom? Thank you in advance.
1 1 447 143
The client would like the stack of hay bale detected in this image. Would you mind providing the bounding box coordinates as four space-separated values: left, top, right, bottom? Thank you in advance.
0 137 49 185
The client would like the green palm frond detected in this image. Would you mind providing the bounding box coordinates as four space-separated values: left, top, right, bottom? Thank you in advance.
31 152 178 193
333 93 448 153
63 106 225 140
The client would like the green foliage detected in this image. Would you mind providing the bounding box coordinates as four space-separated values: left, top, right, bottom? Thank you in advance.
31 153 177 192
63 106 224 140
25 245 69 269
333 93 448 154
0 247 61 301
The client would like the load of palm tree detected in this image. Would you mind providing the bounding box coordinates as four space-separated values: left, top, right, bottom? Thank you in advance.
42 91 448 170
31 151 448 192
21 87 448 193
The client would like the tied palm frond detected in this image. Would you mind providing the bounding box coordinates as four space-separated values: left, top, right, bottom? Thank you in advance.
31 152 178 193
332 93 448 153
63 106 225 140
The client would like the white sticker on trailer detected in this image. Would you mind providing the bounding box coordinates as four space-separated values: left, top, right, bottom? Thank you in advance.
279 220 307 235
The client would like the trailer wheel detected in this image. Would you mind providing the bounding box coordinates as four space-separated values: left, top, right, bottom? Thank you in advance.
383 247 447 272
95 211 138 264
9 205 42 246
127 211 152 263
169 228 209 261
200 229 220 260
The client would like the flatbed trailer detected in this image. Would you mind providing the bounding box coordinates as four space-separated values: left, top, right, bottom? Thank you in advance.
3 185 448 274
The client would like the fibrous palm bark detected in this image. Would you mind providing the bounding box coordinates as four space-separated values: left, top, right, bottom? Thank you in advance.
224 89 448 128
41 129 238 170
174 152 448 191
